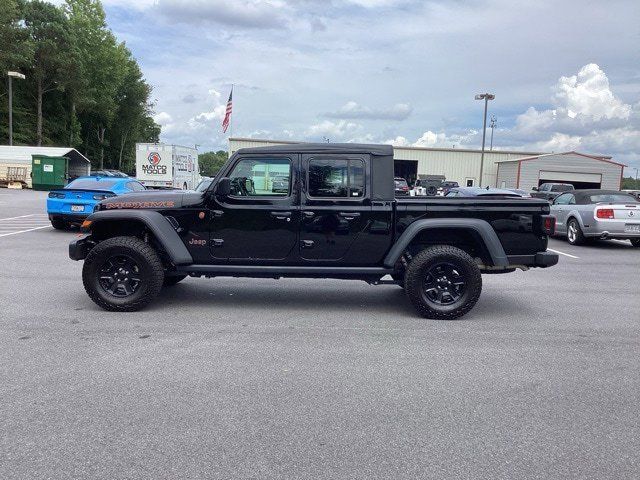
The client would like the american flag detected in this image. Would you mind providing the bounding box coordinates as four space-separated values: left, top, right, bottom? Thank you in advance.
222 88 233 133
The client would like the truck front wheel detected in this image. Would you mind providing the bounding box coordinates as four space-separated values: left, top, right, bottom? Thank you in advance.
404 245 482 320
82 236 164 312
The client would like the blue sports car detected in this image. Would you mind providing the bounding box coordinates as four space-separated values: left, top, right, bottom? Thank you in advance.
47 176 145 229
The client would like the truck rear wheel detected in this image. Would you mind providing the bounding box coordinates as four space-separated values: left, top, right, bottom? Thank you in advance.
404 245 482 320
82 236 164 312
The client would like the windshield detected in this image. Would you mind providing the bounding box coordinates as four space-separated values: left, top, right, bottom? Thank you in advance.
66 178 119 191
589 194 639 204
394 179 408 187
195 178 213 192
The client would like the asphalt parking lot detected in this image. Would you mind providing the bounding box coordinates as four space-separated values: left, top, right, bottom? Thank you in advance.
1 188 639 479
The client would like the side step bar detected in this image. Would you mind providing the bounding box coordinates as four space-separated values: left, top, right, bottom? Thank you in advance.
175 264 393 277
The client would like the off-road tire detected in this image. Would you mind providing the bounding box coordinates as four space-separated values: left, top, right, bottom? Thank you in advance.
51 218 69 230
82 236 164 312
631 238 640 248
163 274 187 287
404 245 482 320
566 218 586 245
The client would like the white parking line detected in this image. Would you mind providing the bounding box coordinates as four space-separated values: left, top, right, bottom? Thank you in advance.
547 248 580 259
0 214 46 221
0 226 50 237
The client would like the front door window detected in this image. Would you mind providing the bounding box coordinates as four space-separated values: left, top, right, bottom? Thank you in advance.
228 158 291 197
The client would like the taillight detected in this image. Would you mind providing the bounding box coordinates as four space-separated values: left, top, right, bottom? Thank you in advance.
402 186 409 191
596 208 615 219
541 215 556 235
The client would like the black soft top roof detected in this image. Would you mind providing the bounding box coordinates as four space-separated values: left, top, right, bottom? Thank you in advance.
573 189 629 199
236 143 394 156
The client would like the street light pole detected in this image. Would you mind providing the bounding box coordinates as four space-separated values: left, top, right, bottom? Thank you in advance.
475 93 495 187
7 71 26 146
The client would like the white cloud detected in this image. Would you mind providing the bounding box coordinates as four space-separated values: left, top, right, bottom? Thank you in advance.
188 105 227 129
553 63 631 121
325 101 412 120
384 136 410 146
153 111 173 126
305 120 362 140
508 64 639 162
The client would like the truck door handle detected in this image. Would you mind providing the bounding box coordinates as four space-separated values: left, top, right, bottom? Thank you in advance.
339 212 360 220
212 210 224 218
301 240 314 248
303 211 315 218
270 211 292 221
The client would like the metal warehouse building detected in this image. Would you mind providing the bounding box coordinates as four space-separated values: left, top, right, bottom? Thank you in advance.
229 138 622 190
0 146 90 188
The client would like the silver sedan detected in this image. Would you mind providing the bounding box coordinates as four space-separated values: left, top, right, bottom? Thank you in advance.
551 189 640 247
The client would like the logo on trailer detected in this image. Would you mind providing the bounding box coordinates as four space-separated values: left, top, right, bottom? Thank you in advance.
142 151 167 175
148 152 161 165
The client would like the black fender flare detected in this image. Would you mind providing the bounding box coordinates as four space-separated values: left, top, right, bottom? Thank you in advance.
383 218 508 268
86 210 193 265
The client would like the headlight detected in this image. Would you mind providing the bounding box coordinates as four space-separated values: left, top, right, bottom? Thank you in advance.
48 192 65 198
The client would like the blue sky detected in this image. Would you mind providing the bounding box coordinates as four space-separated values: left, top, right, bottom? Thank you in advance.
98 0 639 173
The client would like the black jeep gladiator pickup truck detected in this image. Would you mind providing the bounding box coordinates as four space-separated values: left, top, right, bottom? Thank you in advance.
69 143 558 319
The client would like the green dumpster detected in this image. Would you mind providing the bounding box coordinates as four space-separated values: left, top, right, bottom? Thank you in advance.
31 155 68 191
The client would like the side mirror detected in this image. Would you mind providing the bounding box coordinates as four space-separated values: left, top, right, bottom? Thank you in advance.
215 177 231 197
532 186 539 191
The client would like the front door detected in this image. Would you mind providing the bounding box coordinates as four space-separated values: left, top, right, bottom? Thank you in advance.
299 154 371 261
552 192 574 233
209 155 299 261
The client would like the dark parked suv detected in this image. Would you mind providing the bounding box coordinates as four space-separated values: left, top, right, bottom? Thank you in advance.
70 143 558 319
531 183 574 201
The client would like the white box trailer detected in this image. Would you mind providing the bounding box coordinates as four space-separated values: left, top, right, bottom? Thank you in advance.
135 143 200 190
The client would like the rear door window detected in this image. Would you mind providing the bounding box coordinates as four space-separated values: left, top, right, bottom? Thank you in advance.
308 158 365 198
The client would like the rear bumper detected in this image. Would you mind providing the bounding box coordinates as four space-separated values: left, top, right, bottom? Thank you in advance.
49 213 89 224
506 251 559 268
69 235 94 261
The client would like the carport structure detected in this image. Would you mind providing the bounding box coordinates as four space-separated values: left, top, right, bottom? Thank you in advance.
495 151 625 191
0 146 91 188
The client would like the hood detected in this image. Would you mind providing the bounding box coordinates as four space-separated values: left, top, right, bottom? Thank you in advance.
98 191 206 210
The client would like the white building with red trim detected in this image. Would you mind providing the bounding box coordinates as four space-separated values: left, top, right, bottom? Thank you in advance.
495 151 625 191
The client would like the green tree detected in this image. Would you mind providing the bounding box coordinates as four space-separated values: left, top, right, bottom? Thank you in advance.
199 150 229 177
23 0 76 146
622 176 640 190
0 0 32 144
65 0 126 168
0 0 159 168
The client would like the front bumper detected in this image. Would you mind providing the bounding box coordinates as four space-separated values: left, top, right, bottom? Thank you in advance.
69 235 94 261
506 251 559 268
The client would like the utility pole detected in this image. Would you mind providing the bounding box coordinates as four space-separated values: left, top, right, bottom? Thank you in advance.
475 93 495 187
489 115 497 151
7 71 26 146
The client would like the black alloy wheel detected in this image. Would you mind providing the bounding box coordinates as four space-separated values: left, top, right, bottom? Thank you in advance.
421 262 466 305
82 236 164 311
98 254 142 297
404 245 482 320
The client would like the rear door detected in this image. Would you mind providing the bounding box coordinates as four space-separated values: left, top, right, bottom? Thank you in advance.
299 154 371 261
